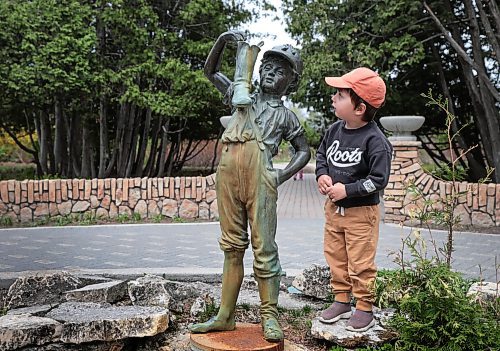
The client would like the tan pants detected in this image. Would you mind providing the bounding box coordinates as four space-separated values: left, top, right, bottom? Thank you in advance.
323 201 380 311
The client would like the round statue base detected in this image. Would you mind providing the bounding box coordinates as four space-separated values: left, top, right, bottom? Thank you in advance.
190 323 284 351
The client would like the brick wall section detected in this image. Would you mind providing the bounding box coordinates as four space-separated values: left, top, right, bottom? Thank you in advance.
384 141 499 227
0 175 218 224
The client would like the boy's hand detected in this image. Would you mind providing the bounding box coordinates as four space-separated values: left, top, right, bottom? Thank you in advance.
327 183 347 202
219 31 245 44
318 175 333 195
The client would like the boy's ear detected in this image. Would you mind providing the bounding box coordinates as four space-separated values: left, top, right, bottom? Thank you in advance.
355 102 366 115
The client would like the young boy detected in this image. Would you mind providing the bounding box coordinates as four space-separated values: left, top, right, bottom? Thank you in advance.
315 67 392 332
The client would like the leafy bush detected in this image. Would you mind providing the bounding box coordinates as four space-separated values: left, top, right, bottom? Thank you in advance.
374 234 499 351
0 163 36 180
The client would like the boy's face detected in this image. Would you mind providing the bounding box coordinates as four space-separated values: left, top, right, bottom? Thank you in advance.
259 58 294 95
331 88 359 121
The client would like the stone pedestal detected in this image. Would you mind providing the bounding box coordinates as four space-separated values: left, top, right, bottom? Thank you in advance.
190 323 284 351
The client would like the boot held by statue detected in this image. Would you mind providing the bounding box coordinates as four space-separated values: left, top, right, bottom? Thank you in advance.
232 41 261 107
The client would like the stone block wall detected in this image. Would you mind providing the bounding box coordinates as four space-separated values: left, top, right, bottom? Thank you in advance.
0 175 218 224
384 141 499 227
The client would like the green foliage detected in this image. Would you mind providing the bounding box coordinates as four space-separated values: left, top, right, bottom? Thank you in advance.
0 0 259 178
374 233 499 351
132 212 142 222
0 164 37 181
117 213 130 223
198 301 219 322
282 0 428 118
172 216 186 223
301 119 321 149
78 212 97 225
0 216 14 227
55 215 74 226
152 214 164 223
281 0 499 181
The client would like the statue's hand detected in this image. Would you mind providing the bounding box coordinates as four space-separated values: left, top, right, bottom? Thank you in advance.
219 30 246 44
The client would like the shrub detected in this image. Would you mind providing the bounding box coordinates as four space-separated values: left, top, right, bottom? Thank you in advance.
0 163 36 180
375 233 499 351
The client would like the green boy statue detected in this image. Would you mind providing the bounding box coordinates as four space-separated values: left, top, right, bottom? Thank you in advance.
189 31 310 342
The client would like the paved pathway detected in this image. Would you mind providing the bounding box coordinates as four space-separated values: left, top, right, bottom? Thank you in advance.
1 173 499 281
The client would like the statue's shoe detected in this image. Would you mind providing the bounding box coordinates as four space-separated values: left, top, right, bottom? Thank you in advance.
189 317 236 333
262 318 284 342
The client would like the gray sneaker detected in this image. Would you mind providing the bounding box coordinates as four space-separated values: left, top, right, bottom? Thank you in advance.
345 309 376 332
318 302 352 323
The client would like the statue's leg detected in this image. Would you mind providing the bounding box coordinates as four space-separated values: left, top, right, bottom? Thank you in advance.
190 143 248 334
232 41 261 107
246 144 283 341
189 250 244 333
255 275 283 342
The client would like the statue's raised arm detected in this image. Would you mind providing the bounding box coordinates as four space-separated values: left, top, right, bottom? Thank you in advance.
204 31 246 96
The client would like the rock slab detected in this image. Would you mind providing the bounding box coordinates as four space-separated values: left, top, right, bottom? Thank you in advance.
46 302 169 343
310 308 397 348
292 264 331 299
6 272 81 309
467 282 498 302
128 275 171 308
65 280 127 303
0 314 62 350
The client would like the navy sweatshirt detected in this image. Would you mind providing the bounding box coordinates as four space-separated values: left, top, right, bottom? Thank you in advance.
316 120 393 208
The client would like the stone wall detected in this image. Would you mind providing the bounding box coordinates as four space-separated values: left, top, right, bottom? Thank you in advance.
1 143 499 228
384 141 500 227
0 175 218 224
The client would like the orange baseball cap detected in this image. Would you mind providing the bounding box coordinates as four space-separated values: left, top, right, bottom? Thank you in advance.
325 67 386 108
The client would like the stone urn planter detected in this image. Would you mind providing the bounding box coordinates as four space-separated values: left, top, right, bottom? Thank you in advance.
379 115 425 141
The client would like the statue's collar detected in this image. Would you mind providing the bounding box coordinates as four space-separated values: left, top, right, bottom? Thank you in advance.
255 93 284 108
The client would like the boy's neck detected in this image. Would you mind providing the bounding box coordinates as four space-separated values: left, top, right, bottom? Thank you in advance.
344 119 369 129
259 91 283 103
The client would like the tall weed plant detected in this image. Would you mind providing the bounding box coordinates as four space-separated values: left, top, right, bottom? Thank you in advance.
406 91 494 267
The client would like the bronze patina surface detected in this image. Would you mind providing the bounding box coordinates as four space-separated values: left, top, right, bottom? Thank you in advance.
189 31 310 342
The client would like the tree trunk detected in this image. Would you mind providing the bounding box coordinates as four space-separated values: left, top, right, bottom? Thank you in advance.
135 108 152 176
439 0 498 181
110 100 128 177
98 96 109 178
431 41 486 180
144 117 161 176
118 103 136 176
70 112 82 177
81 125 91 179
125 109 142 178
464 0 500 181
478 0 500 61
37 110 51 175
165 138 177 178
24 110 43 177
53 97 66 176
156 117 170 177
